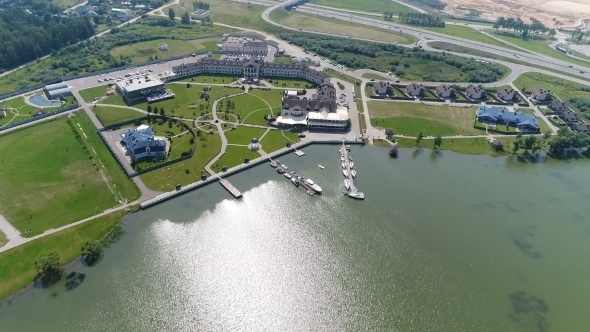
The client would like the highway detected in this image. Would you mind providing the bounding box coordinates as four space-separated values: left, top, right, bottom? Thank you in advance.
253 0 590 83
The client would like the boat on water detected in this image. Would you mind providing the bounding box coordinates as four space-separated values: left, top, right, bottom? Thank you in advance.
291 171 298 177
351 169 357 178
306 189 314 196
341 162 346 168
340 156 345 161
292 177 300 186
345 145 351 149
281 164 288 170
305 179 322 193
347 190 365 200
349 161 354 168
348 155 353 161
318 165 325 169
343 169 349 177
284 172 292 179
344 179 351 190
276 166 284 174
270 160 277 167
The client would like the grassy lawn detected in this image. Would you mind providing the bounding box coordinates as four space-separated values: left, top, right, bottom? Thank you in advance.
92 106 145 126
423 25 516 49
78 85 118 103
101 93 128 106
215 146 262 169
180 74 240 84
206 0 270 31
0 119 117 235
314 0 418 14
73 111 140 202
368 101 480 136
274 56 294 64
513 72 590 112
266 77 315 88
223 93 269 126
391 136 516 155
0 210 126 301
271 9 417 44
259 129 299 152
166 3 191 17
139 131 222 190
225 126 269 145
186 38 221 51
111 39 198 64
361 73 392 80
0 96 42 118
0 230 7 248
490 31 590 69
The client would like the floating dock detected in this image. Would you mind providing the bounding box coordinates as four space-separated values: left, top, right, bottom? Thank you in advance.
218 176 242 198
294 150 305 157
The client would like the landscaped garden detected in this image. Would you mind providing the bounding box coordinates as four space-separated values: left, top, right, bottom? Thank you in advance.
215 145 262 169
93 106 145 126
78 85 117 103
259 129 299 152
224 125 269 145
0 118 118 235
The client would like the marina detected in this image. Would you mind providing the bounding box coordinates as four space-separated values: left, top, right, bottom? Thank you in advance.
340 143 365 200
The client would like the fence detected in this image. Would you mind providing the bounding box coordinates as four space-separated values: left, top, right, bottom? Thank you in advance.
0 104 79 133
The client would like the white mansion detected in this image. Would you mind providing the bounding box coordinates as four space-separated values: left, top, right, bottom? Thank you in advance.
170 57 331 85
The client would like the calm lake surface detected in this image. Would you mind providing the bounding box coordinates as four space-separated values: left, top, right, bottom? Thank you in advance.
1 145 589 332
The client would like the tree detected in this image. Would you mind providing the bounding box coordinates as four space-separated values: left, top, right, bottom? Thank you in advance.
35 251 60 276
512 139 521 154
147 104 152 113
81 241 103 265
181 12 190 24
415 132 424 148
548 29 557 37
168 8 175 20
522 135 537 154
160 108 165 116
434 135 442 149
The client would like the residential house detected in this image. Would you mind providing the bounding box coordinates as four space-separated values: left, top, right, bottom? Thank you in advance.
112 8 132 20
436 84 454 98
466 85 484 99
570 123 590 133
491 139 504 151
384 128 395 137
559 111 580 123
476 106 540 132
497 88 516 101
373 81 391 95
549 101 568 112
407 83 425 97
531 88 550 101
121 125 168 161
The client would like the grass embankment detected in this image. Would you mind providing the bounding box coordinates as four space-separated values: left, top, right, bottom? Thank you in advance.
93 106 145 126
0 210 127 301
0 119 118 235
368 101 480 136
139 131 222 191
314 0 418 14
270 9 417 44
375 136 517 155
361 73 392 81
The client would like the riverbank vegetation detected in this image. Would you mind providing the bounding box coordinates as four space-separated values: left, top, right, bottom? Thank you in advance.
0 210 127 301
280 33 508 82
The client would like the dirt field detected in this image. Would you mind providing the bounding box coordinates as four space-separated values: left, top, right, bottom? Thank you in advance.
441 0 590 28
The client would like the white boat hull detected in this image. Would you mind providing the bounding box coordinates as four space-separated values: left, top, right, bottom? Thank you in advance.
344 180 351 190
351 169 356 178
343 170 348 177
341 162 346 168
318 165 324 169
284 173 292 179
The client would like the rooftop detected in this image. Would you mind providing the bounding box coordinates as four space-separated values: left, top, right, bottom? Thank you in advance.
116 74 164 92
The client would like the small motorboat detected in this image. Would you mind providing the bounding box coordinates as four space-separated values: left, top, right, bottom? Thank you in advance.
284 172 292 179
270 160 277 167
291 171 298 177
281 164 288 170
306 189 315 196
344 179 351 190
340 156 345 161
348 155 353 162
276 166 284 174
347 190 365 200
349 161 354 168
343 169 349 177
292 177 300 186
351 169 357 178
318 165 325 169
345 145 351 149
341 162 346 169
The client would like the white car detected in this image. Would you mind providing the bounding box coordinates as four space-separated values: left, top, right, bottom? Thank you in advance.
98 79 103 82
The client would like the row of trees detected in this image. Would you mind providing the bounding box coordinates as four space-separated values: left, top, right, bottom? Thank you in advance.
193 1 210 10
548 128 590 157
492 17 555 39
399 12 445 28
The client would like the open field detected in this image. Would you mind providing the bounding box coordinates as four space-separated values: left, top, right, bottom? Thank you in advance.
73 111 140 202
313 0 417 14
166 3 191 17
0 210 126 301
271 9 417 44
513 73 590 113
216 146 262 169
93 106 145 127
368 101 480 136
206 0 270 31
0 119 117 235
186 38 221 51
225 126 269 145
139 132 222 190
111 39 199 64
260 129 299 152
78 85 117 103
422 25 517 49
381 136 516 155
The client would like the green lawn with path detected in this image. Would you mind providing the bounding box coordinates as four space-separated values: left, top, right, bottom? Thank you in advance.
266 77 316 88
223 92 276 126
368 101 480 136
216 146 262 169
180 74 240 84
93 106 145 126
133 118 195 169
78 85 117 103
225 126 268 145
0 210 126 301
0 118 117 235
259 129 299 153
110 39 200 64
139 132 222 191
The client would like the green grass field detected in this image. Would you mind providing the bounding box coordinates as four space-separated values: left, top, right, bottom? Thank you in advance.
180 74 240 84
422 25 517 50
110 39 199 64
93 106 145 126
388 136 515 155
78 85 117 103
259 129 299 152
274 57 294 64
139 132 222 190
186 38 221 52
314 0 417 14
266 77 315 88
513 72 590 109
222 93 270 126
361 73 392 80
271 9 417 44
368 101 480 136
216 146 262 169
0 210 126 301
225 126 269 145
165 3 191 17
0 119 117 235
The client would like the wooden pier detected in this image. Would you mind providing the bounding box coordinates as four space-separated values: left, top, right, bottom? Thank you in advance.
218 176 242 198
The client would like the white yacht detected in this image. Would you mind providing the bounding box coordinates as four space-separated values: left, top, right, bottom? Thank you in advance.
281 164 288 170
348 155 353 161
347 190 365 200
318 165 325 169
340 156 345 161
341 162 346 168
284 172 292 179
305 179 322 193
349 161 354 168
344 179 351 190
343 169 348 177
351 169 357 178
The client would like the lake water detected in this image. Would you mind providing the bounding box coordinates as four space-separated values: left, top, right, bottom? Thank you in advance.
1 145 589 332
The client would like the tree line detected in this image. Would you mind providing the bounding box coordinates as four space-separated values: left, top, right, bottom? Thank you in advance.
399 12 445 28
0 7 95 71
279 32 506 83
193 1 210 10
492 17 555 39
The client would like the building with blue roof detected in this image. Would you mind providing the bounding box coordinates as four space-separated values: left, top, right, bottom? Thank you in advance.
121 125 168 161
476 106 540 132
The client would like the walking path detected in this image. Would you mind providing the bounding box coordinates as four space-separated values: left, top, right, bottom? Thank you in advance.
0 214 24 248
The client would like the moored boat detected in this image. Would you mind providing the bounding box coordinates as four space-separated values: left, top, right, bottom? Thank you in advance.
281 164 288 170
292 177 300 186
351 169 357 178
341 162 346 168
343 169 348 177
340 156 345 161
276 166 284 174
284 172 292 179
344 179 351 190
305 179 322 193
348 155 353 161
349 161 354 168
318 165 325 169
347 190 365 200
270 160 277 167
